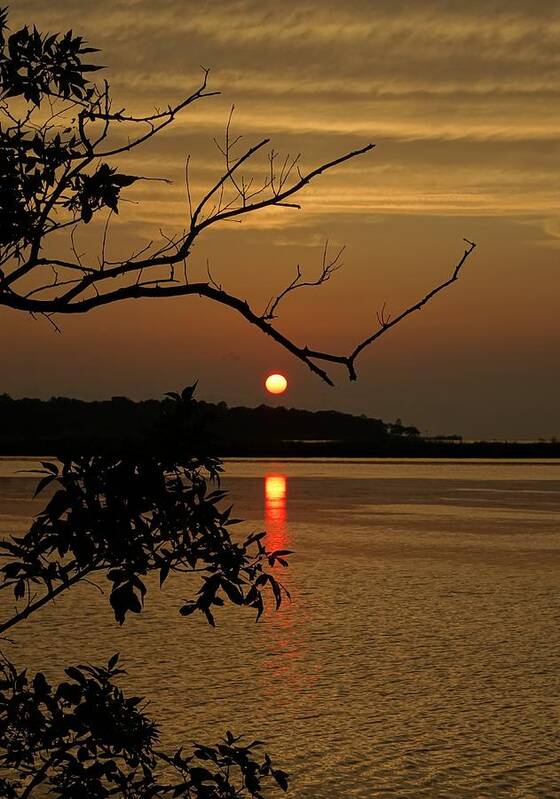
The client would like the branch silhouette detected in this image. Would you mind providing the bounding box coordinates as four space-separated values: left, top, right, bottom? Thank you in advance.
0 394 291 636
0 654 290 798
0 12 476 384
0 387 293 797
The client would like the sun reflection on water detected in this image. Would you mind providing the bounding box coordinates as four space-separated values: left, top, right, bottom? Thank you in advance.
262 473 316 693
264 474 289 551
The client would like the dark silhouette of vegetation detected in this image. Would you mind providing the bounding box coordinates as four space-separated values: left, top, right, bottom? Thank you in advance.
0 387 294 633
0 653 288 798
0 391 406 454
3 392 560 458
0 389 292 796
0 394 290 636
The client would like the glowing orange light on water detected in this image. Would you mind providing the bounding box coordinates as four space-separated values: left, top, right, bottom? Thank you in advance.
264 473 288 552
262 473 307 688
265 474 286 501
265 373 288 395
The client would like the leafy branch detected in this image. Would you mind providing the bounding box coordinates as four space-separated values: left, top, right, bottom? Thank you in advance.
0 654 289 798
0 389 291 635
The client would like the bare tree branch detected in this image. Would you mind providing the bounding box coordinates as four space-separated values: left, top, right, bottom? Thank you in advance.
0 24 477 386
0 240 476 385
262 242 345 321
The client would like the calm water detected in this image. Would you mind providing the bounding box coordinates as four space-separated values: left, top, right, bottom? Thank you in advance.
1 457 559 798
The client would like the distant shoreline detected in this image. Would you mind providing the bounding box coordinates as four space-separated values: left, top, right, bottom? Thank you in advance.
2 441 560 459
1 394 558 459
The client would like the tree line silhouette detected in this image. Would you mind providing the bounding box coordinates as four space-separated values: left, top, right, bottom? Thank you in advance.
0 391 422 454
2 392 559 458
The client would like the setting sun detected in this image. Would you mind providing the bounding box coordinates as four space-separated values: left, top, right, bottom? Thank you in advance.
265 373 288 395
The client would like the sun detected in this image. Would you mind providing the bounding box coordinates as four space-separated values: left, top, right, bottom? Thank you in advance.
265 373 288 395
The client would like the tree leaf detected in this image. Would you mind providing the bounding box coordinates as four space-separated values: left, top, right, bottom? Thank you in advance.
108 652 120 670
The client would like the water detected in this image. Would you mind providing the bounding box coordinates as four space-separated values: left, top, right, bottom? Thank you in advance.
1 457 559 797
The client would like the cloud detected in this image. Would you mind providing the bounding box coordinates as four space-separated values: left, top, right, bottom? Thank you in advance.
10 3 560 238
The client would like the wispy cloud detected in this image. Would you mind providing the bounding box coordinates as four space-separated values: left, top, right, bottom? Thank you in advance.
12 2 560 229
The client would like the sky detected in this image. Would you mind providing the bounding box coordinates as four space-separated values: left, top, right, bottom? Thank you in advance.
2 0 560 439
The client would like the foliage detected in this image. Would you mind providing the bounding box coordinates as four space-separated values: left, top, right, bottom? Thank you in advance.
0 8 143 253
0 654 288 798
0 9 114 257
0 388 290 633
0 8 100 104
0 388 291 796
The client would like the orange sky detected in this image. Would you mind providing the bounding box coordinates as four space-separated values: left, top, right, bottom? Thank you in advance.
2 1 560 439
